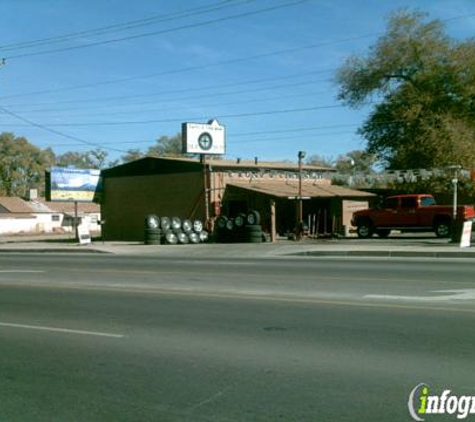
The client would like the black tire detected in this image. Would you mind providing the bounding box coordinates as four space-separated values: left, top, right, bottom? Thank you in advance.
144 238 160 245
234 213 247 228
144 228 161 244
226 218 235 231
435 220 451 238
376 229 391 238
216 216 228 230
247 210 261 226
160 216 171 230
245 224 262 243
144 214 160 229
356 221 373 238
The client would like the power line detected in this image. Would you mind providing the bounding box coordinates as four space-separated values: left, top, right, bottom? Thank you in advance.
12 90 332 118
0 0 252 52
1 35 372 100
0 105 126 153
1 103 352 128
2 68 333 109
3 0 309 60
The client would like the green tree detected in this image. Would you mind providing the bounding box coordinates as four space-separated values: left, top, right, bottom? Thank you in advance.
334 150 376 173
55 148 108 169
337 9 475 170
147 133 184 157
306 154 334 168
121 148 144 163
0 132 54 197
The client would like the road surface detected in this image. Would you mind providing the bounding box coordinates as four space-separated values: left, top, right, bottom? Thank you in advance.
0 253 474 421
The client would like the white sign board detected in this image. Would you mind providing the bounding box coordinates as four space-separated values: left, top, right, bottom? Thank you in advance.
77 224 92 245
182 119 225 155
460 221 472 248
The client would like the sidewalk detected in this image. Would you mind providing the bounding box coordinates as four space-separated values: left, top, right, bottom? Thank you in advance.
1 234 475 259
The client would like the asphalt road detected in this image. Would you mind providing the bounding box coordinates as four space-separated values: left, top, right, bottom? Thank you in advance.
0 253 474 421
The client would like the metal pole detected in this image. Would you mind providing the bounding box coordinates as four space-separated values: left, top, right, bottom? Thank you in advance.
201 154 210 230
296 151 306 240
74 201 79 242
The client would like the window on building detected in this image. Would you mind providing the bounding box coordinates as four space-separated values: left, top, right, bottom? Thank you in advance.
51 215 60 222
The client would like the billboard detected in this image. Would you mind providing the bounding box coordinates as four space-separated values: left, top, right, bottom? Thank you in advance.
47 167 102 202
182 119 225 155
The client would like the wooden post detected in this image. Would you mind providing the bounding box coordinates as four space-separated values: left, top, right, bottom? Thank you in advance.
270 199 276 243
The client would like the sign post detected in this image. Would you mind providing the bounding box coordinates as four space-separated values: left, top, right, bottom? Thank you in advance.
182 120 225 230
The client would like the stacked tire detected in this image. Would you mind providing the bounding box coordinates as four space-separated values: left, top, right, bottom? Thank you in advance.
144 214 161 245
144 214 208 245
215 210 262 243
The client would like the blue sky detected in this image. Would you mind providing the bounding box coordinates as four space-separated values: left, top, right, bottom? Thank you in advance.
0 0 474 165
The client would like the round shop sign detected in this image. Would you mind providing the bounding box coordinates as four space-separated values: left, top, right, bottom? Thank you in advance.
198 132 213 151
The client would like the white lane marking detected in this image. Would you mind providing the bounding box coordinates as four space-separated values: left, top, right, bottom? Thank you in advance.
0 270 45 273
365 289 475 302
0 322 124 338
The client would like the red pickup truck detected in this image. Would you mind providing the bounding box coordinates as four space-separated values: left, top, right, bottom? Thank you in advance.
351 194 475 238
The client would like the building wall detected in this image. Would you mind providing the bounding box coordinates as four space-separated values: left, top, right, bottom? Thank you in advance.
0 213 101 235
102 172 204 240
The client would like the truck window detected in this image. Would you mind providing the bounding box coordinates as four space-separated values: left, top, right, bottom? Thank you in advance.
383 198 398 209
420 196 436 206
401 197 418 208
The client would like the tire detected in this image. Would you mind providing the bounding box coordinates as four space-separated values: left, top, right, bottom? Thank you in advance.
199 230 209 243
171 217 182 231
226 218 235 231
245 224 262 233
216 216 228 230
356 221 373 238
375 229 391 238
182 219 193 233
193 220 203 232
234 213 247 228
144 228 161 244
165 232 178 245
177 232 189 244
188 232 200 244
245 224 262 243
160 216 171 231
435 220 451 238
144 214 160 229
247 210 261 226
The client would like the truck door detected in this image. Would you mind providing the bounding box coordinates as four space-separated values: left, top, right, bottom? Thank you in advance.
397 196 419 226
375 197 399 226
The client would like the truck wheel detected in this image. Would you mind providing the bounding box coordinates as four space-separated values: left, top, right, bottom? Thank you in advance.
356 221 373 239
376 229 390 238
435 221 451 238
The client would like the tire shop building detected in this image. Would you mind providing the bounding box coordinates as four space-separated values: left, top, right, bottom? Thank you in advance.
100 156 374 241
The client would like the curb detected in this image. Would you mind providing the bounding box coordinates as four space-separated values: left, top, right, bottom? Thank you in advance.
0 248 109 254
291 250 475 259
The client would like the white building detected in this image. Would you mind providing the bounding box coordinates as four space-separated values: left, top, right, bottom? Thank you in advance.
0 197 101 235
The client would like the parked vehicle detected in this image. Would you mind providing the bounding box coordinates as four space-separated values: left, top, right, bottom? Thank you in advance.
351 194 475 238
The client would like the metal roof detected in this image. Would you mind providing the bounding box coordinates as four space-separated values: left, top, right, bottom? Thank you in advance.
226 180 375 199
102 156 334 178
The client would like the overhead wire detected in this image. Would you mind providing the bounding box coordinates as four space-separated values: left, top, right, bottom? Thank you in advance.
0 0 253 52
0 105 126 153
3 0 310 60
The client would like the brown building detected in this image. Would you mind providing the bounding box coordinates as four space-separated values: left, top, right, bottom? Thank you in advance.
100 156 374 241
